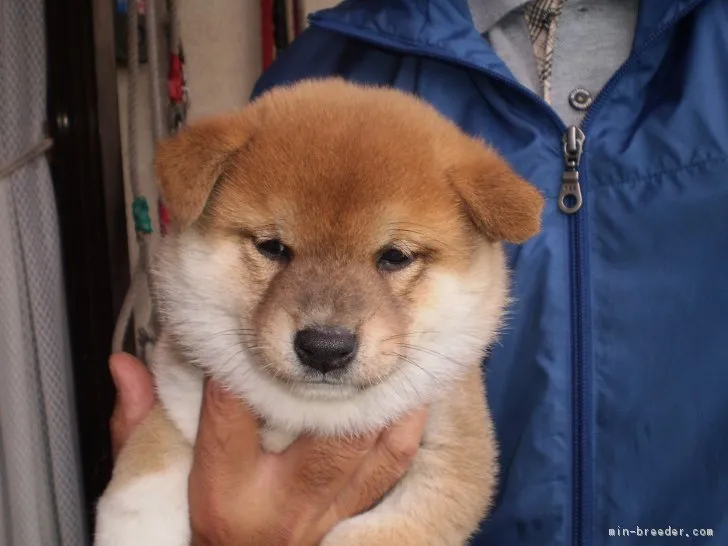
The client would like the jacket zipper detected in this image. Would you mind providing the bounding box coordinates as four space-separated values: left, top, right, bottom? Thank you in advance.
559 126 585 214
561 124 589 546
564 4 705 541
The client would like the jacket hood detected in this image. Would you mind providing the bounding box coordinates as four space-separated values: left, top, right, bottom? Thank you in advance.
311 0 705 61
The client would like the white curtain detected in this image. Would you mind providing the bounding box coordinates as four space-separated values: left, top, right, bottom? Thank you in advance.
0 0 87 544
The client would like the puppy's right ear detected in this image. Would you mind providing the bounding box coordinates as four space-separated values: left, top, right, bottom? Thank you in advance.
448 139 544 244
155 113 253 229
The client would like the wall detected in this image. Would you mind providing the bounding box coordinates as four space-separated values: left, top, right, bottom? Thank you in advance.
303 0 340 12
179 1 263 121
118 0 339 340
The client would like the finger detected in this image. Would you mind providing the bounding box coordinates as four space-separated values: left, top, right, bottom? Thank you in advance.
332 406 428 517
278 428 380 513
109 353 155 458
298 408 428 544
189 381 263 539
271 430 379 545
193 379 262 476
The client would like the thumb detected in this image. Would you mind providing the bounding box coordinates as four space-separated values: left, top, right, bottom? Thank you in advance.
109 352 155 458
193 380 262 475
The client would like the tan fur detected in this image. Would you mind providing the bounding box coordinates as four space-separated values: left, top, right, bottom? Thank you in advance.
323 366 498 546
106 405 189 495
155 78 543 243
100 79 544 546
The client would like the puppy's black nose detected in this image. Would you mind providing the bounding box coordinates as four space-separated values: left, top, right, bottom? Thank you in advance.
294 327 358 374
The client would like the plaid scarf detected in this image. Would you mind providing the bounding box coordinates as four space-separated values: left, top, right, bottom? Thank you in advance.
524 0 567 103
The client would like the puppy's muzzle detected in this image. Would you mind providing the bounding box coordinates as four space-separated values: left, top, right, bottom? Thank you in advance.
294 326 358 374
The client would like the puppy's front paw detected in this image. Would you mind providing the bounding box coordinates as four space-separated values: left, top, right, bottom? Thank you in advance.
322 514 425 546
94 464 191 546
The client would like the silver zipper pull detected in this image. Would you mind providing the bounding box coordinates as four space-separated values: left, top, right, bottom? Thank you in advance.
558 126 585 214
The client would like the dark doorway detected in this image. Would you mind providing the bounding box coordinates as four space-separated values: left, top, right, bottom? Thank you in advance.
45 0 130 536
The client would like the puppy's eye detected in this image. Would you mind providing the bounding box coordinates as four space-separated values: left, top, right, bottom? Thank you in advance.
377 247 414 271
255 239 291 262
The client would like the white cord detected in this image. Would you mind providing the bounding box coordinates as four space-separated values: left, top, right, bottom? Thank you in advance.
0 138 53 181
112 0 153 357
112 0 182 357
145 0 166 142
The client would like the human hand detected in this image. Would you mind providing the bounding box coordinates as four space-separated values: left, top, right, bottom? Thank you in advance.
108 352 156 459
189 381 428 546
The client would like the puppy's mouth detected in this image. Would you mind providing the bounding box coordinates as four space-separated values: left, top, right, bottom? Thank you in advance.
264 369 363 400
269 368 359 388
300 373 348 385
257 358 396 400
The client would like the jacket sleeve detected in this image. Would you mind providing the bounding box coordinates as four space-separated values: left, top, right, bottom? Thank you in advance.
250 27 404 100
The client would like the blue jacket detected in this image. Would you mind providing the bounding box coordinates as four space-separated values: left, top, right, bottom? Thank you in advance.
251 1 728 544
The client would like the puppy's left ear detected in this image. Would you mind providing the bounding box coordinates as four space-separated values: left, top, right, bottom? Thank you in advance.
449 142 544 244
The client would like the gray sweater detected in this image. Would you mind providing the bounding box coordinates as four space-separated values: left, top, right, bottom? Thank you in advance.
469 0 640 126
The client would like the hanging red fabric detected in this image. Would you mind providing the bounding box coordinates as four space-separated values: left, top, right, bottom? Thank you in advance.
162 23 188 236
167 53 184 103
261 0 274 70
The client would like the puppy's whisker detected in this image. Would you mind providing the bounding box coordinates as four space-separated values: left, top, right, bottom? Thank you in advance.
215 346 250 375
384 351 444 391
381 331 441 342
402 355 445 390
212 337 268 375
207 328 257 341
259 361 288 384
394 364 424 402
396 343 468 369
205 339 257 362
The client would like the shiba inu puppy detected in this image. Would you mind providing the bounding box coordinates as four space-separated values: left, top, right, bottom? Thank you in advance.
95 78 543 545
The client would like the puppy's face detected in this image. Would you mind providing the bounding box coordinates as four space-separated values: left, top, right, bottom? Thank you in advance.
153 80 543 433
